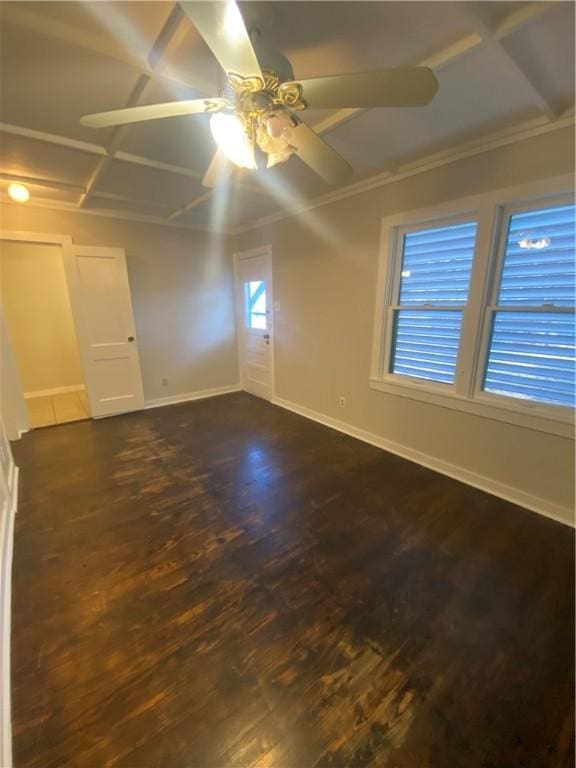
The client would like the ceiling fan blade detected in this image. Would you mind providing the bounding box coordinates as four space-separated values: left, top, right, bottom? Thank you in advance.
180 1 263 80
290 122 352 186
80 98 228 129
202 149 237 188
291 68 438 110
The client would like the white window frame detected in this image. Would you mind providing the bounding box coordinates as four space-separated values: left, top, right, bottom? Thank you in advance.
370 175 575 439
381 209 481 396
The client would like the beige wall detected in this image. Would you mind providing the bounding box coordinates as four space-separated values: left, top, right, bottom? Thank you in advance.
0 207 238 402
236 126 576 523
1 241 84 394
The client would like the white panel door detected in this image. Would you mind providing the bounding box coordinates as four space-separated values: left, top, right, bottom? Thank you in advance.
234 248 274 400
65 246 145 417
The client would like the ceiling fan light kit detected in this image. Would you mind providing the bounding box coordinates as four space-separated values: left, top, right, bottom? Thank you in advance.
80 0 439 188
209 111 257 170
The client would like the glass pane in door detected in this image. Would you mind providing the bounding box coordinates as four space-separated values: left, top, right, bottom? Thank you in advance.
245 281 267 329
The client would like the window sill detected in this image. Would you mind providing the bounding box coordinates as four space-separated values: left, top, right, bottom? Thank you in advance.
369 377 574 439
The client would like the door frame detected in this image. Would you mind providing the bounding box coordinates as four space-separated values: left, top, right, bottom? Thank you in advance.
233 244 275 401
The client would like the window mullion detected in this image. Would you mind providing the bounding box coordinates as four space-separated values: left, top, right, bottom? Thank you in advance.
456 205 500 398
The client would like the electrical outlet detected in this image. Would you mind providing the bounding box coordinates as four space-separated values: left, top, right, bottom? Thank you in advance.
339 396 346 409
161 377 168 387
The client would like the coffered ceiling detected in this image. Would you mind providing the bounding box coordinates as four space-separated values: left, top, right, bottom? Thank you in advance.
1 1 574 233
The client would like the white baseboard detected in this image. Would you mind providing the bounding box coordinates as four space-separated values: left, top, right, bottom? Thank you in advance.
0 467 18 768
145 384 241 410
272 395 575 529
24 385 85 399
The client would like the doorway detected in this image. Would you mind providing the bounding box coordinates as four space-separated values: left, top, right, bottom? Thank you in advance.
0 235 146 430
0 240 90 428
234 246 275 400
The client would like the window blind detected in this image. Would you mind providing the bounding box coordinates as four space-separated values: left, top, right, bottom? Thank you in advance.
483 203 575 408
484 312 575 407
498 205 575 307
391 221 477 384
399 222 477 305
392 310 463 384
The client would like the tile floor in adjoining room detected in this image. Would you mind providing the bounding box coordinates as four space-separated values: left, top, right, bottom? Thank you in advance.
26 390 90 428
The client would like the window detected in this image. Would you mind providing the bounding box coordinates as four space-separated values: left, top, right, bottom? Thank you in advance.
245 280 267 329
482 204 575 408
371 178 575 437
390 220 477 384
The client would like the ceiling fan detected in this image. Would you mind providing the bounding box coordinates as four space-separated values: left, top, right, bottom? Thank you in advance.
80 1 438 188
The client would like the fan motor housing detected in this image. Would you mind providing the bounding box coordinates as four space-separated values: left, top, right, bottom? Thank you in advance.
252 36 294 83
218 32 295 103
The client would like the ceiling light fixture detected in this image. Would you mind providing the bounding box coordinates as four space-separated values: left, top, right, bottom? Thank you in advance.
209 112 256 170
80 0 439 188
7 183 30 203
256 110 295 168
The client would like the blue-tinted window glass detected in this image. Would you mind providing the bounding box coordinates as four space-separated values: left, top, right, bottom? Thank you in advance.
245 281 267 329
483 203 575 407
499 205 575 307
391 310 463 384
399 221 477 306
484 312 575 407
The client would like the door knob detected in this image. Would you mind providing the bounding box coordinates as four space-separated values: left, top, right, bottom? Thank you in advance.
128 336 135 342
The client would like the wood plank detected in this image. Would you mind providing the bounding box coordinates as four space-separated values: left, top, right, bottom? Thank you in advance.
10 392 575 767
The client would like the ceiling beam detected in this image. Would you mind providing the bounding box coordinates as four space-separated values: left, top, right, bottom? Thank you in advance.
460 6 558 121
2 0 565 225
308 34 482 137
0 121 206 180
147 3 185 71
0 172 188 212
233 112 575 235
1 193 233 234
0 121 271 200
78 73 153 208
167 190 213 222
93 191 173 210
0 172 84 193
1 3 205 96
79 6 190 209
309 1 560 138
3 111 571 237
0 122 107 157
494 1 560 40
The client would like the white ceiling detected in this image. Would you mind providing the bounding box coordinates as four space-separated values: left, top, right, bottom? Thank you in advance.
0 1 574 233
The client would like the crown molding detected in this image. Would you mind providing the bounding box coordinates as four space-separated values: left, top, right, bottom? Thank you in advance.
3 112 573 240
0 0 566 234
0 196 234 237
232 111 576 236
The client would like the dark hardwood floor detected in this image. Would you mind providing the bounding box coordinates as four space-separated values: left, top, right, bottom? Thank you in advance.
11 392 575 767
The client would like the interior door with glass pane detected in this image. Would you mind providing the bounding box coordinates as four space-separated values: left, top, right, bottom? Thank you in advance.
234 248 274 400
